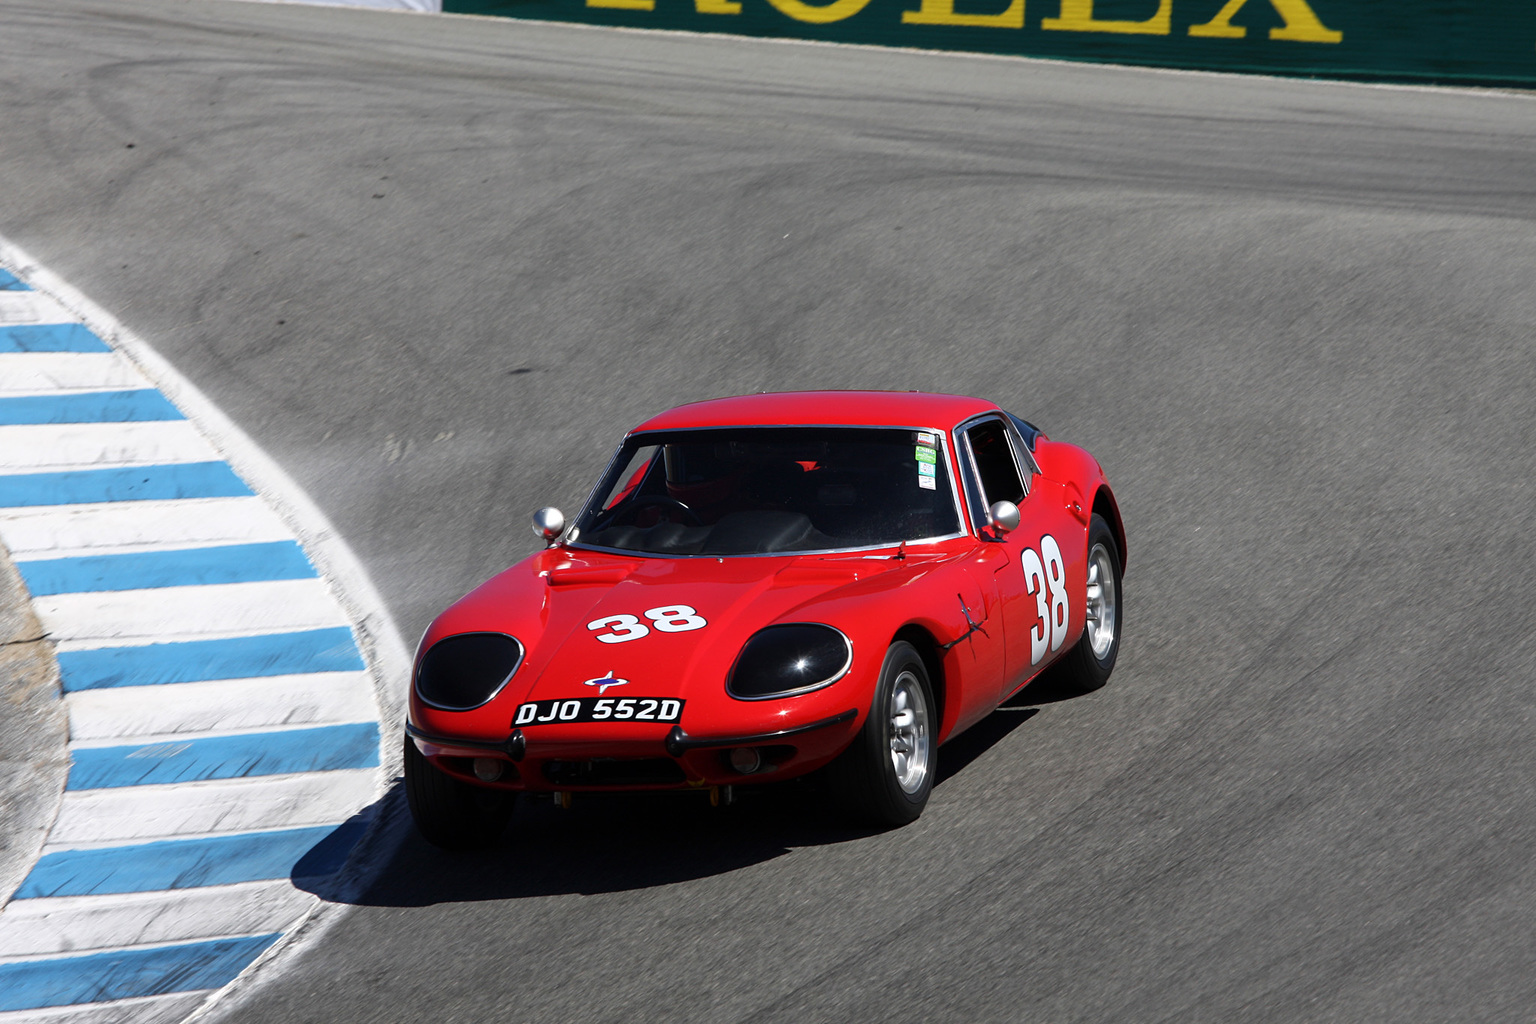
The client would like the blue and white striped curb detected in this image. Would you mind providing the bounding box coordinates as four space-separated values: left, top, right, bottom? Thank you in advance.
0 249 409 1023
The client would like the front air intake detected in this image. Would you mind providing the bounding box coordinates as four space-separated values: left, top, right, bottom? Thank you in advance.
415 632 524 711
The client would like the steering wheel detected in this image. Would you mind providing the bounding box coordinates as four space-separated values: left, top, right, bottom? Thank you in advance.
597 495 703 529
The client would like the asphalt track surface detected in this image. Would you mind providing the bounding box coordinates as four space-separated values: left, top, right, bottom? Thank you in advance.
4 2 1536 1020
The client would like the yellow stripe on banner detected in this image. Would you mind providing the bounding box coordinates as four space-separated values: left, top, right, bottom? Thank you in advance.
904 0 1024 30
1043 0 1172 36
1188 0 1343 43
765 0 874 25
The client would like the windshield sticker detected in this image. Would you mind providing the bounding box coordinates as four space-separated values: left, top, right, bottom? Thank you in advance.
915 446 937 465
914 432 937 447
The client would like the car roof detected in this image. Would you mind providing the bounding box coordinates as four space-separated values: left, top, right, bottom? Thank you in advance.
630 391 1001 433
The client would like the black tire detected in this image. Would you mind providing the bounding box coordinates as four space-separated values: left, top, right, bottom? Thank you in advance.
1046 513 1122 694
403 735 515 850
826 641 937 827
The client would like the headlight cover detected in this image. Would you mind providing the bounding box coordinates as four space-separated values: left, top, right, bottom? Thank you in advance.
415 632 525 711
727 624 852 701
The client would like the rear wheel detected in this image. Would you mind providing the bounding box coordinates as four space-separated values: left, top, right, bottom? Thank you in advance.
403 735 515 850
827 641 936 827
1047 513 1122 693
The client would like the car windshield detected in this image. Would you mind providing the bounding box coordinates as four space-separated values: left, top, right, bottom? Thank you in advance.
571 427 962 556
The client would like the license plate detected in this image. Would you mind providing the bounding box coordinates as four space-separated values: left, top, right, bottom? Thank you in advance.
513 697 684 726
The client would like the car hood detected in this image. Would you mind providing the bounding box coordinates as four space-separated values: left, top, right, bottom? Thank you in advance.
413 545 955 729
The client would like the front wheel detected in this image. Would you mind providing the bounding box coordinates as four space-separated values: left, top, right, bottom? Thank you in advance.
827 641 936 827
403 735 515 850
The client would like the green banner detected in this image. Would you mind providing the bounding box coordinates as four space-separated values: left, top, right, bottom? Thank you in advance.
442 0 1536 87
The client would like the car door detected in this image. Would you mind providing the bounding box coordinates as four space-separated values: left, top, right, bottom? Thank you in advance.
1013 458 1089 697
957 415 1081 701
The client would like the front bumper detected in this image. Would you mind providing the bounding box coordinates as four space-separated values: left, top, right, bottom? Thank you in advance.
406 708 859 791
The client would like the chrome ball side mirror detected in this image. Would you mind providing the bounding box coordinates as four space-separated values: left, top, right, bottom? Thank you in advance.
532 507 565 546
988 501 1020 534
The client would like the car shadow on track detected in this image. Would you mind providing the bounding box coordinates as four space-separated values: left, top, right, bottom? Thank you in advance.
297 697 1059 907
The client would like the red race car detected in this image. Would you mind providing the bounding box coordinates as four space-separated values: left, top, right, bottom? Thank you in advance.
405 392 1124 845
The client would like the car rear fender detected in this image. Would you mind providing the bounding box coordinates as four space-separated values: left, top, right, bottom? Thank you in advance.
1091 486 1127 573
1034 439 1125 574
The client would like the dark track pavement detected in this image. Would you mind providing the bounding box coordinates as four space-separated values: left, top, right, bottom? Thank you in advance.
3 2 1536 1019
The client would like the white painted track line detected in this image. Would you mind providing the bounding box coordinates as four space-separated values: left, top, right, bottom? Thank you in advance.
48 772 378 848
0 883 311 959
33 579 349 646
0 354 150 395
0 292 78 327
0 497 291 560
0 992 214 1024
66 672 376 740
0 422 218 474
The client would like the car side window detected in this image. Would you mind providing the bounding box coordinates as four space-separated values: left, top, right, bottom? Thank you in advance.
964 419 1026 524
1003 420 1040 480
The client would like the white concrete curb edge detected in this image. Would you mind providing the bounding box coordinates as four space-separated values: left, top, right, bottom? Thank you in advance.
0 233 413 1022
0 236 412 726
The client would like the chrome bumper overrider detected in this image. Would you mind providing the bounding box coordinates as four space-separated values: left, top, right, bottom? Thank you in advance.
406 721 526 760
662 709 858 757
